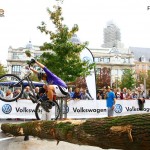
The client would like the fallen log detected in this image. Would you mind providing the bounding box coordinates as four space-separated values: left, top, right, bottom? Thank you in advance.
1 113 150 150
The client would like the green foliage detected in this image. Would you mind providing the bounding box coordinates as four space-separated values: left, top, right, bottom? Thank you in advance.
37 1 95 82
119 69 136 90
136 71 150 89
146 70 150 89
0 64 7 76
136 71 145 87
30 73 39 82
25 50 31 57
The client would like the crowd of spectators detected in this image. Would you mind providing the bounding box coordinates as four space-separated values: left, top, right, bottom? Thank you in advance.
97 86 150 100
68 87 93 100
1 85 150 101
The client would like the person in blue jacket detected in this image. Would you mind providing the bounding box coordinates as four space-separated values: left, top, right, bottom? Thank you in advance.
106 86 116 117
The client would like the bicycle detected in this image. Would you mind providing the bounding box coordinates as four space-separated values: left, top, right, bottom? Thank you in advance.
0 61 60 120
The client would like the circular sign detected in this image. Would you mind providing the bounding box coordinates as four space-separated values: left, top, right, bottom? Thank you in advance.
2 104 12 114
114 104 123 113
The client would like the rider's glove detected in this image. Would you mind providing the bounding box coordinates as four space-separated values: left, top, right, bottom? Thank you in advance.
30 58 36 64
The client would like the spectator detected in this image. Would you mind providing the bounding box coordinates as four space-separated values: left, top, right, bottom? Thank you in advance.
114 88 121 99
97 91 101 100
35 87 40 98
132 90 138 99
137 87 145 110
0 86 4 97
101 87 106 99
6 90 13 99
72 87 82 100
126 89 132 100
81 88 93 100
116 91 121 99
122 87 128 99
68 87 74 99
13 88 21 101
22 86 31 99
13 88 21 97
106 86 116 117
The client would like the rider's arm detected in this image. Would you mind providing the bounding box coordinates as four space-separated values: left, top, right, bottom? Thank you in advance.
35 60 45 69
30 67 38 74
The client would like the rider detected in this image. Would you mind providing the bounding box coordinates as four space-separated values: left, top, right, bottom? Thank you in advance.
29 59 68 101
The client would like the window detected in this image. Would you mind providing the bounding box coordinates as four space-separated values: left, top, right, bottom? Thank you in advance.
12 65 22 76
122 58 130 63
104 58 110 63
94 57 110 63
12 53 19 59
94 58 101 63
12 53 23 59
100 58 104 62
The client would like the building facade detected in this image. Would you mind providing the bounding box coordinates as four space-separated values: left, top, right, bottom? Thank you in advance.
7 41 42 78
91 47 135 87
130 47 150 74
6 41 150 90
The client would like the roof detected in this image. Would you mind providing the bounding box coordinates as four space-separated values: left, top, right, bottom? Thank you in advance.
129 47 150 62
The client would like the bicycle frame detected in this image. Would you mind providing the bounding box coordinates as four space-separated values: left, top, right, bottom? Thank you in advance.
11 68 39 103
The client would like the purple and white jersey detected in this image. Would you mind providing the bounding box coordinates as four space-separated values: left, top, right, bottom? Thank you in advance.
43 67 67 88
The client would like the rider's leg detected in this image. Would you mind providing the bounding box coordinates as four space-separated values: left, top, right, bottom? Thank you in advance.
47 85 55 101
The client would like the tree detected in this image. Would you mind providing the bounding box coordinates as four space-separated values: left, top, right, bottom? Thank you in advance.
146 70 150 89
96 67 111 89
136 71 145 87
1 113 150 150
119 69 136 90
30 73 39 82
37 1 95 83
0 64 7 76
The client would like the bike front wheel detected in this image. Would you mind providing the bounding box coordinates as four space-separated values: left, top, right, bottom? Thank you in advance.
0 74 24 102
35 100 60 120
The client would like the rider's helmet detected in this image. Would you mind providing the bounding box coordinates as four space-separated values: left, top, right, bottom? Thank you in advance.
37 70 46 81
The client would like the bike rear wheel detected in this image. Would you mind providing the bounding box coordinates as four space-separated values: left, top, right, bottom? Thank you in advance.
35 100 60 120
0 74 24 102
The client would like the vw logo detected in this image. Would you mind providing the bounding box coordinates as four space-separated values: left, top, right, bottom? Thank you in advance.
2 104 12 114
62 105 69 114
114 104 122 113
83 56 93 63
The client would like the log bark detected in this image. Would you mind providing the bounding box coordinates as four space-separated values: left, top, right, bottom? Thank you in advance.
1 113 150 150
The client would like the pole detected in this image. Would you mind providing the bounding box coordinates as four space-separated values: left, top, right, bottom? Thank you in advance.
144 77 146 97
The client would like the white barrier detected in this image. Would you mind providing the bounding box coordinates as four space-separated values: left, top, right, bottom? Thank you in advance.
0 99 150 119
66 100 150 118
0 100 37 119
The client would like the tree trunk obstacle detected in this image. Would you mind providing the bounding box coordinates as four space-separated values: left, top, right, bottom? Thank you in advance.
1 113 150 150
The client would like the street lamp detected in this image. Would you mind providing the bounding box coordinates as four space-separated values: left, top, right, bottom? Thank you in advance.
144 74 148 98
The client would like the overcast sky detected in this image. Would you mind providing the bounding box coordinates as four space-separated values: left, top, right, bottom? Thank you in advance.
0 0 150 64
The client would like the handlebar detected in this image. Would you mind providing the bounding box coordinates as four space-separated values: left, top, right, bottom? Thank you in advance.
26 60 34 68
